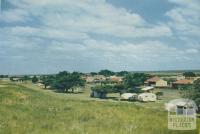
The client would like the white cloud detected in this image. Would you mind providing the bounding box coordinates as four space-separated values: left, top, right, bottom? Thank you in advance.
4 0 172 38
82 39 190 64
0 9 29 22
0 0 199 73
166 0 200 36
185 49 199 54
0 26 89 41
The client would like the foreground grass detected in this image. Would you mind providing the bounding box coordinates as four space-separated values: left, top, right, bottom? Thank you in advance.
0 82 199 134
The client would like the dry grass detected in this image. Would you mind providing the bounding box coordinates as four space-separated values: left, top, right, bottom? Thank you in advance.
0 82 199 134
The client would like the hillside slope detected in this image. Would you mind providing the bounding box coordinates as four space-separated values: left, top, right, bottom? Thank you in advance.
0 82 199 134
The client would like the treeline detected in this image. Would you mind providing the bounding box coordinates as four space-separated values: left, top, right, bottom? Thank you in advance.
0 75 9 78
91 70 129 76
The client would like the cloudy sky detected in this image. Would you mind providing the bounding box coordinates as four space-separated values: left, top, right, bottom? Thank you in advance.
0 0 200 74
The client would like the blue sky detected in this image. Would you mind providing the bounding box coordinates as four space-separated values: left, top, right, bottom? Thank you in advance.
0 0 200 74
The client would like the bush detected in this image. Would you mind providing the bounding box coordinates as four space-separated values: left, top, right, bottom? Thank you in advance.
32 76 39 83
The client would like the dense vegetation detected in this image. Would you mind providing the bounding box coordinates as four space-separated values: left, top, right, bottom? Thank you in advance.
91 73 149 97
183 72 196 78
181 78 200 111
40 71 85 93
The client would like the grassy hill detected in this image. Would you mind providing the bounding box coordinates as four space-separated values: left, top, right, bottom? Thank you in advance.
0 82 199 134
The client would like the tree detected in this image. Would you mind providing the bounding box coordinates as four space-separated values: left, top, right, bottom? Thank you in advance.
181 78 200 112
22 75 30 82
113 84 126 95
32 76 38 83
156 92 164 100
90 72 98 76
10 77 14 81
41 75 55 89
116 71 129 76
123 73 150 88
0 75 8 78
91 84 114 99
52 71 85 93
98 69 115 77
122 73 150 93
183 72 196 79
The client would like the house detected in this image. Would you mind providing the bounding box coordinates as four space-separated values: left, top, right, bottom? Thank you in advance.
94 75 106 83
108 75 123 83
138 93 157 102
172 79 193 88
141 86 155 92
176 75 185 80
86 76 95 83
144 76 168 87
86 75 106 83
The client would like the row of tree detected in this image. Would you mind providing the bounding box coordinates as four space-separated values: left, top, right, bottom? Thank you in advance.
91 73 151 98
41 71 85 93
10 75 39 83
91 70 129 77
0 75 9 78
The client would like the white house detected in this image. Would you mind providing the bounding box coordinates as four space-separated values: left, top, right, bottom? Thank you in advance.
144 76 168 87
138 93 157 102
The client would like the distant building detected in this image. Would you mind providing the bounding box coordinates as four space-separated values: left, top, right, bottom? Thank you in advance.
172 79 193 88
86 75 106 83
86 76 95 83
176 75 185 80
144 76 168 87
108 75 123 83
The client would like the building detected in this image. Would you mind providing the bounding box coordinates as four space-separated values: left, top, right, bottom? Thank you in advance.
86 76 95 83
176 75 185 80
108 75 123 83
144 76 168 87
86 75 106 83
172 79 193 88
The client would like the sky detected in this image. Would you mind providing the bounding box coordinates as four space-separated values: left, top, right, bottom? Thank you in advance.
0 0 200 74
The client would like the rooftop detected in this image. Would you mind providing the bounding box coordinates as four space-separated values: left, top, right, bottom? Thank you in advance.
145 76 161 82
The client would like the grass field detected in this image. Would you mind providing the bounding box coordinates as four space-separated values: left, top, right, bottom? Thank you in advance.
0 81 199 134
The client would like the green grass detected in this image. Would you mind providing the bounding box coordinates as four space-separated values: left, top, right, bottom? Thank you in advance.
0 82 199 134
